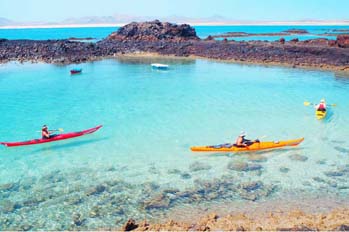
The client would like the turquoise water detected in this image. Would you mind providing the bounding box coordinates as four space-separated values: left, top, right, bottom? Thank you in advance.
1 58 349 230
0 25 348 41
195 25 346 41
0 27 117 40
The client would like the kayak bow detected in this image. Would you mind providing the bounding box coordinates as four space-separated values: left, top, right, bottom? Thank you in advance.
190 138 304 152
1 125 102 147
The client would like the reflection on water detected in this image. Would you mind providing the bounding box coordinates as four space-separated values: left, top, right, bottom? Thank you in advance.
334 72 349 85
115 56 196 65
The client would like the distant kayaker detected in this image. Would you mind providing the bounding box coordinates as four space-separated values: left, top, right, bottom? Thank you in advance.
42 125 50 139
235 131 259 147
315 99 326 112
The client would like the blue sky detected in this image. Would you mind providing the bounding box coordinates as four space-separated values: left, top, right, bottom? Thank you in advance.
0 0 348 22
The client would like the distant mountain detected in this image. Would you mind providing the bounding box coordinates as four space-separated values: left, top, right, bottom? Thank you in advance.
0 15 348 28
0 17 15 26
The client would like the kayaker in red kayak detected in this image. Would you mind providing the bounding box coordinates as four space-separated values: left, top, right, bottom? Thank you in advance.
315 99 326 112
235 131 259 147
42 125 50 139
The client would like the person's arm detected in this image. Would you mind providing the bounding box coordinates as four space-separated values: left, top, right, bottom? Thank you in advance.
42 130 50 138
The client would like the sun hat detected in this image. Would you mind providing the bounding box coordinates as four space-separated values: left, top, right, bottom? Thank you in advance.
240 131 246 137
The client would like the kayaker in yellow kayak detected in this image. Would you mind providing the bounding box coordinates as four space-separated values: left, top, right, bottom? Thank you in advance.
235 131 259 147
315 99 326 112
42 125 50 139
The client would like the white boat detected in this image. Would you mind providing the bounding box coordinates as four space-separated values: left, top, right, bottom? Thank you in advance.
151 63 169 69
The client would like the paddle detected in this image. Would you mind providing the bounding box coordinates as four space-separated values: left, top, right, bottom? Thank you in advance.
37 128 64 132
49 128 64 132
304 101 336 107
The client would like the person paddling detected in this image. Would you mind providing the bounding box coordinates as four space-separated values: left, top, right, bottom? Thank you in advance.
42 125 50 139
235 131 260 147
315 99 326 112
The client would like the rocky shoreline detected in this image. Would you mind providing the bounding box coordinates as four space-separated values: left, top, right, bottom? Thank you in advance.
120 208 349 231
1 20 349 71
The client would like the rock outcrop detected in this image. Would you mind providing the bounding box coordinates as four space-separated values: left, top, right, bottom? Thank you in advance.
107 20 199 42
0 20 348 71
337 34 349 48
283 29 309 34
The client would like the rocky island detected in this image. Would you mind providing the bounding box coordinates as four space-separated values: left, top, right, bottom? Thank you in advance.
0 20 349 71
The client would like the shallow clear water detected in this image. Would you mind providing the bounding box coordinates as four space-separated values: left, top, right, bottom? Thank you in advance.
1 58 349 229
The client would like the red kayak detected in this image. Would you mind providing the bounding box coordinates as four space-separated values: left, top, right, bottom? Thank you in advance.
1 125 102 147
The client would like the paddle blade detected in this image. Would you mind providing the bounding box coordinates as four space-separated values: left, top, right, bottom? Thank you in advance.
58 128 64 132
330 104 336 107
304 101 312 106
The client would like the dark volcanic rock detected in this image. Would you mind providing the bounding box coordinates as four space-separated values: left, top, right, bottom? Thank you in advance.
107 20 199 42
0 20 348 71
336 224 349 231
283 29 308 34
122 218 138 231
337 35 349 48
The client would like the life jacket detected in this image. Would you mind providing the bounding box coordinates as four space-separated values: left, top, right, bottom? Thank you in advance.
42 128 49 138
318 103 326 110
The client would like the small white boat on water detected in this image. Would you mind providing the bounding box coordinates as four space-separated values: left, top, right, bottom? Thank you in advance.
151 63 169 69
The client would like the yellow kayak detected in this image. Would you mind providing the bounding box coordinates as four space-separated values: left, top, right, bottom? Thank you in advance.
315 110 327 120
190 138 304 152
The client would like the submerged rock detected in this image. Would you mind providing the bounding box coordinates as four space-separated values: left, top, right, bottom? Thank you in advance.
0 200 21 213
0 182 19 192
324 171 345 177
143 193 170 210
248 154 268 162
316 159 327 165
334 146 349 153
72 212 84 226
227 161 262 172
279 167 290 173
239 181 263 192
288 154 308 162
86 184 107 196
180 172 192 179
189 161 212 172
142 182 160 195
89 205 101 218
20 224 33 231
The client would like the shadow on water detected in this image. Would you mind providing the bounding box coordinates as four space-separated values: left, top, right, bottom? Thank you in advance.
29 137 109 155
324 109 334 122
195 147 304 158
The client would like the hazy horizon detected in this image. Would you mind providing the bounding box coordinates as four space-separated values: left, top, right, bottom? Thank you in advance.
1 15 349 28
1 0 349 26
